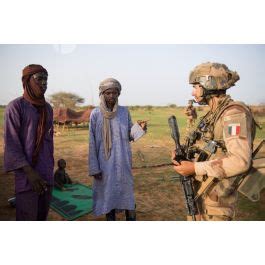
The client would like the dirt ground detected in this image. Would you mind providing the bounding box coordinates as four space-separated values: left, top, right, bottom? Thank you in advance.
0 152 186 221
1 106 265 221
1 135 265 221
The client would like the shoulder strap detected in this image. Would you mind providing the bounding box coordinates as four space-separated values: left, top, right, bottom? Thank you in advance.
214 101 250 126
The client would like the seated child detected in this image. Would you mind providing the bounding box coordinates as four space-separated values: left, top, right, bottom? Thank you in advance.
54 159 74 190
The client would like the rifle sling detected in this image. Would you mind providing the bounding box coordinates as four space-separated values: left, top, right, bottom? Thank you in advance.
194 176 216 200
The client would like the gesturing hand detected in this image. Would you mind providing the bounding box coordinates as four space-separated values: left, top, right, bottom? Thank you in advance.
93 172 103 180
137 120 148 132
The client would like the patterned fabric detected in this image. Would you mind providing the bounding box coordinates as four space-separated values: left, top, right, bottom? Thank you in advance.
189 62 240 90
88 106 135 216
194 99 254 219
195 103 253 180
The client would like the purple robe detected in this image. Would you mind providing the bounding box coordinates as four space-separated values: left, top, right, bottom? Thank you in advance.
16 187 53 221
3 97 54 193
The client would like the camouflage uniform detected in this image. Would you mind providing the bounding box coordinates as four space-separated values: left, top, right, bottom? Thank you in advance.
188 62 255 221
185 100 197 131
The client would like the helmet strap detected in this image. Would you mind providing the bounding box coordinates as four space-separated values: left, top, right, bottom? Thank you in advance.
201 88 226 104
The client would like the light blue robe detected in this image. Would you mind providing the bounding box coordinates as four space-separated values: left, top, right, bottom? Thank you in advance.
88 106 135 216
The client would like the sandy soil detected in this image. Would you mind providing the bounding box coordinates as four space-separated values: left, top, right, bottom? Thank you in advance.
1 114 265 221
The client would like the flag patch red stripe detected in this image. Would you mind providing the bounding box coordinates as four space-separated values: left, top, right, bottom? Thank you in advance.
228 123 241 136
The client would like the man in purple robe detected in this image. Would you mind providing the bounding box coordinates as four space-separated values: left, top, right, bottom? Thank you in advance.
3 64 54 221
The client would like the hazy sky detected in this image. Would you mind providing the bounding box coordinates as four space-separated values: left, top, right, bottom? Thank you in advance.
0 44 265 106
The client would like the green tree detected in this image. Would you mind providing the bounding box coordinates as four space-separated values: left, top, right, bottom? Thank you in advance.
48 92 85 109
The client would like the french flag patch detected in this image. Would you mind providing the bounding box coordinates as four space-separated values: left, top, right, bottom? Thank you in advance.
228 123 240 136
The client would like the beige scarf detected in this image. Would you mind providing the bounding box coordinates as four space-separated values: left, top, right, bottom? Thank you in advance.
99 78 121 160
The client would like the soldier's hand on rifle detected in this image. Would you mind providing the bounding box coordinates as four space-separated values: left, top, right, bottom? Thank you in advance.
171 151 195 176
173 161 195 177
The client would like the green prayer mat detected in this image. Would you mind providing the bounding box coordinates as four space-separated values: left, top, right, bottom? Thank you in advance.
50 183 93 220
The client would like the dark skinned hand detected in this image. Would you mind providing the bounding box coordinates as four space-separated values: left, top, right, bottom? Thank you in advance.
93 172 102 180
137 120 148 132
23 165 47 195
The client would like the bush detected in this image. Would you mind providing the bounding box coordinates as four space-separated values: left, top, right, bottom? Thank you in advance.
129 105 141 111
145 105 153 111
250 105 265 116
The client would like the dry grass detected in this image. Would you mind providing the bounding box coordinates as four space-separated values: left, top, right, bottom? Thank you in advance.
250 105 265 116
0 106 265 221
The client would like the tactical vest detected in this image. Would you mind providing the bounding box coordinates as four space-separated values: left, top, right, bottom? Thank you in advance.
191 96 256 199
195 96 255 160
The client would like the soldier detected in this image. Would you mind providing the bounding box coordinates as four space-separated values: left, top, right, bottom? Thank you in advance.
184 99 197 131
172 62 256 221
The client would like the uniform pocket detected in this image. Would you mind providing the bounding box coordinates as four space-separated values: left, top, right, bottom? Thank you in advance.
204 190 219 206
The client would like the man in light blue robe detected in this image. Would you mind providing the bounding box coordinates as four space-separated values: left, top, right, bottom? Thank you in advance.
88 78 147 221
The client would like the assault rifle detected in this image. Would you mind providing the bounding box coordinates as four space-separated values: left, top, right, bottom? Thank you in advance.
168 115 198 221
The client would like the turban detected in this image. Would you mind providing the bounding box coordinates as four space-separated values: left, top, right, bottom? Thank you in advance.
22 64 48 106
99 78 121 160
99 78 121 96
22 64 48 166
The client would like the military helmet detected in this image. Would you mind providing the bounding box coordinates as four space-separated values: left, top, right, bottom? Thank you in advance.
189 62 240 90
